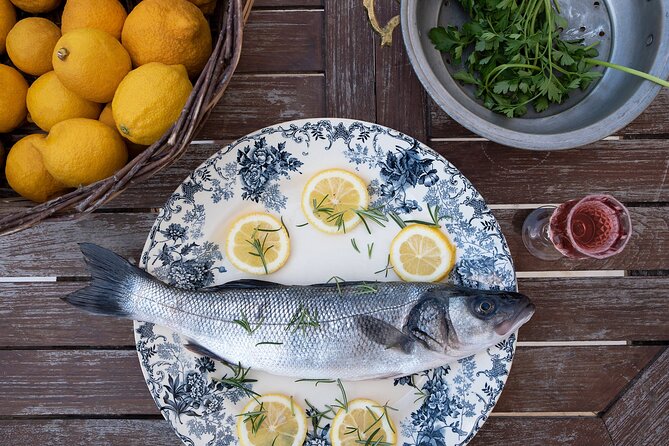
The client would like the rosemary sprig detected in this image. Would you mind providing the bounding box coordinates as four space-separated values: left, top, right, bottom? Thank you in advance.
351 238 361 253
372 402 398 434
255 341 283 346
387 210 407 229
403 204 444 227
305 399 335 433
286 305 320 332
356 282 378 294
327 275 345 295
354 207 388 234
312 194 334 216
367 242 374 259
312 194 388 234
333 379 349 412
246 228 274 274
217 362 259 399
281 216 290 238
374 255 393 278
233 312 264 335
295 378 337 386
296 222 309 227
236 402 266 435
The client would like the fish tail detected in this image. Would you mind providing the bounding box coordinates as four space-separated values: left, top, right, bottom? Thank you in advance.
63 243 152 318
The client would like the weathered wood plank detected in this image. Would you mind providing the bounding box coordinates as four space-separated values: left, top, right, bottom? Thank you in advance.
517 277 669 342
0 347 659 415
1 206 667 277
0 419 180 446
324 0 376 121
238 10 323 73
470 416 613 446
498 207 669 272
374 1 427 142
2 277 667 348
0 416 613 446
496 346 662 413
197 74 326 140
254 0 323 6
429 139 669 204
604 347 669 445
0 282 134 347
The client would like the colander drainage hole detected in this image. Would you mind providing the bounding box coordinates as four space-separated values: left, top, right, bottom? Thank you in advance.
647 34 654 46
594 1 600 7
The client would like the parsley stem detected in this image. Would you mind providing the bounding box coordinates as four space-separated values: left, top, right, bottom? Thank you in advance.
584 59 669 88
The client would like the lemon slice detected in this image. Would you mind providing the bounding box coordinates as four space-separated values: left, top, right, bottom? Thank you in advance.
389 224 456 282
330 398 397 446
301 169 369 233
226 213 290 275
237 394 308 446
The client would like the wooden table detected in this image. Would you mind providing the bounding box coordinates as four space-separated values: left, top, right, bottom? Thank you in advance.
2 1 668 444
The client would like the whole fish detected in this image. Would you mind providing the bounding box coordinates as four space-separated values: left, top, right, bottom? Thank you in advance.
64 244 535 381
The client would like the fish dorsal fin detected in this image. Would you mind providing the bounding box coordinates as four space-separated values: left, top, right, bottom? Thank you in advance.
204 279 283 291
355 315 417 354
184 341 233 364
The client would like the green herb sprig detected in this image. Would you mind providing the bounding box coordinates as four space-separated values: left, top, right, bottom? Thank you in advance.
286 305 320 332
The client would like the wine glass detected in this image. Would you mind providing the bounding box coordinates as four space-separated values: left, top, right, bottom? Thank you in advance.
522 194 632 260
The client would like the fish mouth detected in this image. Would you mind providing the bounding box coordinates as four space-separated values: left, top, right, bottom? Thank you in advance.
494 302 536 336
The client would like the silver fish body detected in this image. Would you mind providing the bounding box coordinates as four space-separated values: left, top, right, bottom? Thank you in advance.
66 244 535 381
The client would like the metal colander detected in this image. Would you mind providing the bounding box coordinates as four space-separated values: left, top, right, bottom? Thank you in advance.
402 0 669 150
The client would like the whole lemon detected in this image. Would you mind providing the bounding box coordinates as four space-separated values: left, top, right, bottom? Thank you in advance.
52 28 131 103
0 0 16 54
98 102 147 157
61 0 127 41
187 0 216 15
122 0 212 76
27 71 102 131
0 64 28 132
34 118 128 187
5 134 68 202
9 0 59 13
6 18 61 76
112 62 192 145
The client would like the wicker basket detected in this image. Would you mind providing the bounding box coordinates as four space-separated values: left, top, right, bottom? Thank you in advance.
0 0 252 235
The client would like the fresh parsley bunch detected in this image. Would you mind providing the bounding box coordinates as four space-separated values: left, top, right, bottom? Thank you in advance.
429 0 604 117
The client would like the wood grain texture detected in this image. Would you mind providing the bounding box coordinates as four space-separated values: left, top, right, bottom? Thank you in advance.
498 207 669 272
197 74 325 140
324 0 376 121
0 350 157 416
0 347 659 415
429 139 669 204
0 282 134 347
0 419 180 446
496 346 662 413
470 416 613 446
604 347 669 445
517 277 669 342
254 0 323 6
374 1 427 142
238 10 323 73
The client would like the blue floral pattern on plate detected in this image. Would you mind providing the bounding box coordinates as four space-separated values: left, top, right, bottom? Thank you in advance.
136 119 516 446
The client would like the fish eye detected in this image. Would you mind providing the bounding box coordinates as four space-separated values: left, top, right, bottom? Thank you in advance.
476 299 495 316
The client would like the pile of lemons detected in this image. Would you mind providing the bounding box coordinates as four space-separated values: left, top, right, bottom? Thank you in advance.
0 0 213 202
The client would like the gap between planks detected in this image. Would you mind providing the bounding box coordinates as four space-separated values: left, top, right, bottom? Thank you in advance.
429 136 622 142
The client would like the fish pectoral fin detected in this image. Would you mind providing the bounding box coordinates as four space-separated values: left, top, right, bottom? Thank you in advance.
356 315 416 354
183 341 231 363
204 279 283 291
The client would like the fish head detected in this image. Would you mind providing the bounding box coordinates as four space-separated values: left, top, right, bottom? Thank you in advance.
428 287 535 357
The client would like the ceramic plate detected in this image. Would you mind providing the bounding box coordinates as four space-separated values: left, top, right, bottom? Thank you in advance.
136 118 516 446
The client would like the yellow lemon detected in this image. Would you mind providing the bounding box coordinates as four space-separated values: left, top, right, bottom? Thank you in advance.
112 62 192 145
237 394 308 446
0 0 16 55
5 134 68 202
187 0 216 15
34 118 127 187
98 102 147 158
122 0 212 76
9 0 59 13
6 17 60 76
389 224 456 282
301 169 370 234
27 71 102 132
226 213 290 275
52 28 131 103
330 399 397 446
61 0 127 40
0 64 28 132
